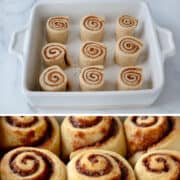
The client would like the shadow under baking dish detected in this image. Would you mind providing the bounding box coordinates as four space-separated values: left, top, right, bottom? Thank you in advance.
22 0 164 108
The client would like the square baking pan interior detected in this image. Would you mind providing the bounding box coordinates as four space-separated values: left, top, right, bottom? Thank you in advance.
9 0 175 111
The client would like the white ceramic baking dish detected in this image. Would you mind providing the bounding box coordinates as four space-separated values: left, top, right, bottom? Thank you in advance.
9 0 175 112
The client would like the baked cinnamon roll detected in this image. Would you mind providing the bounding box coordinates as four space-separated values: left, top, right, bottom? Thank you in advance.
80 15 105 42
115 36 143 66
117 66 143 90
79 65 104 91
116 15 138 39
39 65 68 91
41 43 71 69
61 116 127 160
0 116 60 155
135 150 180 180
67 149 135 180
124 116 180 165
46 16 69 44
0 147 66 180
80 41 107 67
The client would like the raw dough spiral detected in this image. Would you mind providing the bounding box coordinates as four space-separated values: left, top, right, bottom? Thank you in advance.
46 16 69 44
116 15 138 39
117 66 143 90
41 43 71 69
39 65 68 91
115 36 143 66
79 65 105 91
80 15 105 42
80 41 107 67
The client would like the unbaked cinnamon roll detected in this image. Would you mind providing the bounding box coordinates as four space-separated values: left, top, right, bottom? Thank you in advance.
115 36 143 66
80 41 107 67
116 15 138 39
61 116 127 160
124 116 180 165
0 147 66 180
46 16 69 44
67 149 135 180
80 15 105 42
0 116 60 155
79 65 104 91
41 43 71 69
39 65 68 91
135 150 180 180
117 66 143 90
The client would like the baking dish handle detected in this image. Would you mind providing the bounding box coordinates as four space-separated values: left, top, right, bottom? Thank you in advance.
8 25 28 65
156 26 176 60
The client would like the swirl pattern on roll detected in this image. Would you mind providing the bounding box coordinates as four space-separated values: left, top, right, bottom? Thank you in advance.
39 65 68 91
48 16 69 30
124 116 180 165
0 147 66 180
118 66 143 90
80 15 105 42
83 16 104 31
61 116 127 160
116 15 138 39
67 150 136 180
135 150 180 180
115 36 143 66
81 66 103 85
41 43 70 68
80 41 106 67
0 116 60 155
82 41 105 58
79 66 104 91
46 16 69 44
119 36 142 54
119 15 138 28
6 116 38 128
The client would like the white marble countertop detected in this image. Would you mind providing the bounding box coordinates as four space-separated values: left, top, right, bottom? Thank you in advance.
0 0 180 114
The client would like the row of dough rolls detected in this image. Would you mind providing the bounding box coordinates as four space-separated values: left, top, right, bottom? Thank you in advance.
46 14 139 43
39 41 143 91
40 16 71 91
45 15 143 67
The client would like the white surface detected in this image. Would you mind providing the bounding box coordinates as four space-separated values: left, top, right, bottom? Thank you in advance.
0 0 180 114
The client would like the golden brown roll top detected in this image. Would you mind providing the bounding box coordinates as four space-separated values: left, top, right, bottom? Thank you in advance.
135 150 180 180
0 147 66 180
80 41 107 67
116 15 138 39
124 116 180 165
80 15 105 42
115 36 143 66
61 116 127 160
0 117 60 155
39 65 68 91
117 66 143 90
67 149 136 180
46 16 69 44
41 43 71 69
79 65 105 91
